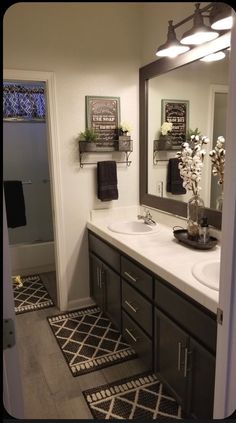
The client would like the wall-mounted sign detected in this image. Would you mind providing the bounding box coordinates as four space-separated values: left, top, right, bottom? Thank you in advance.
86 96 120 144
161 99 189 148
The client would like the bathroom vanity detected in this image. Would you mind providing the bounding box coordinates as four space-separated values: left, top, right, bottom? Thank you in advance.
87 216 220 419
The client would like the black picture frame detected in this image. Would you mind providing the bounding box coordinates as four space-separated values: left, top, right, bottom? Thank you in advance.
86 96 120 144
161 99 189 148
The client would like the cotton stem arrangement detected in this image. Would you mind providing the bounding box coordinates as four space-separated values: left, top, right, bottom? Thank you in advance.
176 135 209 196
209 136 225 188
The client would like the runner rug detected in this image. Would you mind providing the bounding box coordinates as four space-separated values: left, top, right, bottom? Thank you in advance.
13 274 54 315
83 372 183 420
47 306 136 377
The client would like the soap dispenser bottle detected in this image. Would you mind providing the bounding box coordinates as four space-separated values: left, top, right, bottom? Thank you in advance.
199 217 209 244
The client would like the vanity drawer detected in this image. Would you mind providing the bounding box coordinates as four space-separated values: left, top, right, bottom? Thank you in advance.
88 232 120 273
122 280 152 336
121 256 153 299
122 310 153 371
154 278 217 353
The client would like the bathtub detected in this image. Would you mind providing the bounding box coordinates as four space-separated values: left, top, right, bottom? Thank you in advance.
10 241 55 276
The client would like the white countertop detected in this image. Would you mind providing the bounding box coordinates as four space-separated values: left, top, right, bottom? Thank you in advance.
87 207 220 314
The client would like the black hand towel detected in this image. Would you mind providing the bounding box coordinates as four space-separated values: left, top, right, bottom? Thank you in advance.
4 181 27 228
97 161 118 202
166 158 186 195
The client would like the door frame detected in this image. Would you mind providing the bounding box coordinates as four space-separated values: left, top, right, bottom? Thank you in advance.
3 69 67 311
213 21 236 418
206 84 228 208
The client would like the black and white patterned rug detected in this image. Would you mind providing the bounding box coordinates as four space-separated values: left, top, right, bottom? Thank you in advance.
83 372 183 420
47 306 136 377
13 274 54 315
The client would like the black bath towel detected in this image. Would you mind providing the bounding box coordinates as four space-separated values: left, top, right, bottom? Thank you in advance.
97 161 118 201
4 181 27 228
166 158 186 195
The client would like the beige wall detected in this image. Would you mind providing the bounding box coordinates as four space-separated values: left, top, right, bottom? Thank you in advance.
4 2 143 306
3 2 201 307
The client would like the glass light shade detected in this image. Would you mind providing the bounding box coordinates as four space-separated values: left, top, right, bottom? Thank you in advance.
156 44 189 58
180 3 219 45
211 16 233 30
156 20 190 58
210 3 233 30
200 51 226 62
181 28 219 45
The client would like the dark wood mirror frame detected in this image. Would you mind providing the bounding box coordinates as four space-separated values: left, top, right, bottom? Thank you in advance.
139 32 230 229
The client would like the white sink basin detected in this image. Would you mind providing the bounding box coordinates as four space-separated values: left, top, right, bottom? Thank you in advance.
191 259 220 291
108 220 159 235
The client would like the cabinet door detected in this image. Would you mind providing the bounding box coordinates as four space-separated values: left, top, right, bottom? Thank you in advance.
155 308 188 407
90 253 104 309
188 338 215 419
103 262 121 330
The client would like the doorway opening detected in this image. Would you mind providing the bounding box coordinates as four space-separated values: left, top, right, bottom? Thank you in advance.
3 77 60 311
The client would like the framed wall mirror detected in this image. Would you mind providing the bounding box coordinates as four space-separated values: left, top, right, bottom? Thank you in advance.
140 32 231 229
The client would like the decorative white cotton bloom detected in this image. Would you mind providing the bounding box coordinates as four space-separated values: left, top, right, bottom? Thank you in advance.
176 134 208 195
209 136 225 187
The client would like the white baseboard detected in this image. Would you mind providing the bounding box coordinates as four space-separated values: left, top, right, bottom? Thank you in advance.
66 297 96 312
12 264 55 276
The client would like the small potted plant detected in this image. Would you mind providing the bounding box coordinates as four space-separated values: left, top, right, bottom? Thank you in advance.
118 121 133 151
78 128 98 152
155 121 173 150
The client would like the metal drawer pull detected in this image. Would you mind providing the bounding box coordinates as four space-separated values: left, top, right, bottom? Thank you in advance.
97 267 100 288
99 268 102 288
184 347 188 377
124 300 138 313
177 342 182 371
124 271 137 283
125 328 138 343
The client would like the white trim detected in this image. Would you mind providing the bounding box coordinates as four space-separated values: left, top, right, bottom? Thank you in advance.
206 84 228 207
67 297 95 312
213 21 236 418
3 69 68 311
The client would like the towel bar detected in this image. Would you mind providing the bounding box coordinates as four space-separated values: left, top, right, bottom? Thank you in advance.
79 151 132 168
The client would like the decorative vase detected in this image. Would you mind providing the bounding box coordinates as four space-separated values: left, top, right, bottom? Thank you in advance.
187 194 205 240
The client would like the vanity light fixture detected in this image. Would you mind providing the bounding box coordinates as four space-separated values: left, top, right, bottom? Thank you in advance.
200 51 226 62
180 3 219 45
156 2 233 58
156 20 190 57
209 2 233 30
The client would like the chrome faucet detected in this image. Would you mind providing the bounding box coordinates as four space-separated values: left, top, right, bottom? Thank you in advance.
137 209 156 225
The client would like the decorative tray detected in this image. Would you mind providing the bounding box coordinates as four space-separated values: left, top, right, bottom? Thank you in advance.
173 229 218 250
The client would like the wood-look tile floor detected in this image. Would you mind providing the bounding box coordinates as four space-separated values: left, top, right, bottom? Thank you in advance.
16 276 147 419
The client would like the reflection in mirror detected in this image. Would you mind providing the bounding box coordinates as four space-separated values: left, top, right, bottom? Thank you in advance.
147 50 229 210
139 31 231 229
210 88 227 209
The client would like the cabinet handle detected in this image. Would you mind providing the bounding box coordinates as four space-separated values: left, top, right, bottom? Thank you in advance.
99 268 102 288
184 347 188 378
177 342 182 371
125 328 138 343
124 271 137 283
96 267 100 288
124 300 138 313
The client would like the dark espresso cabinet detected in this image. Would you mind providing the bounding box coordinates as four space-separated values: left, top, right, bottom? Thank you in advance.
88 230 217 418
89 233 121 330
155 309 215 418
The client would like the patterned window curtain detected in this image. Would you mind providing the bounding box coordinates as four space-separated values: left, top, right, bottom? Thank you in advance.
3 84 46 120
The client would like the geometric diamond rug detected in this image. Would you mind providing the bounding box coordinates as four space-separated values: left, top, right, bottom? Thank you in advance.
47 306 137 377
13 274 54 315
83 372 183 420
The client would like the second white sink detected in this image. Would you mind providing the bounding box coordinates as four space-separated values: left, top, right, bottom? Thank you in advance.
191 259 220 291
108 220 159 235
